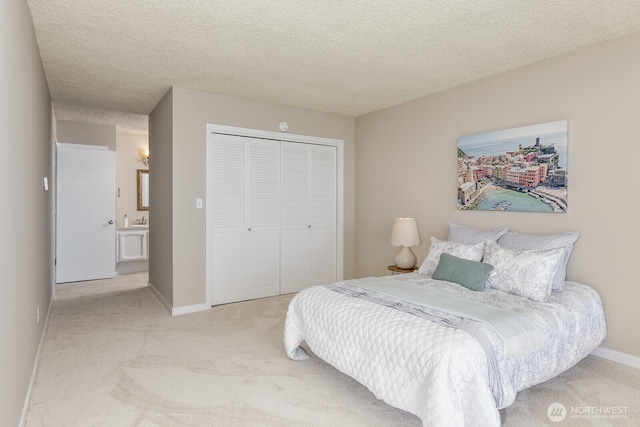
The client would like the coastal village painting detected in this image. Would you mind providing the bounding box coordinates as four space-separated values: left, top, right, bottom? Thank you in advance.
457 120 568 213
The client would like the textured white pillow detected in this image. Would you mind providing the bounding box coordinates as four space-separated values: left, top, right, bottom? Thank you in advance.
418 237 485 276
447 222 509 244
483 241 564 302
497 231 579 292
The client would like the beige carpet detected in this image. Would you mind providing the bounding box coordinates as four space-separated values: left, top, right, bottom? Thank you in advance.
26 275 640 426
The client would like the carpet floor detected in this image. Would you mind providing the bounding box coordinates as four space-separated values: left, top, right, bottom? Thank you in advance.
25 274 640 426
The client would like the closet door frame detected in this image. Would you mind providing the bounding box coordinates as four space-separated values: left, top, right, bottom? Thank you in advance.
205 123 344 307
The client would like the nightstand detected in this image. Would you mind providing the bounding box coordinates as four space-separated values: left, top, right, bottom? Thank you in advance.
387 265 418 275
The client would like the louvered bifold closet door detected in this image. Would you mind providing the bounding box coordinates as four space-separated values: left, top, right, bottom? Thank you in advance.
310 144 337 286
247 139 281 300
280 142 311 294
210 134 280 305
281 142 337 293
210 134 247 304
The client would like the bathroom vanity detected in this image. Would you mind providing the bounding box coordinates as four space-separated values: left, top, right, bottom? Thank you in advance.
116 226 148 274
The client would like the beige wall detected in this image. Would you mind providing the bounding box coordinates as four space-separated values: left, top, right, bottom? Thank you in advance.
149 87 355 308
0 0 53 424
116 131 149 227
148 89 174 305
355 32 640 357
56 120 116 150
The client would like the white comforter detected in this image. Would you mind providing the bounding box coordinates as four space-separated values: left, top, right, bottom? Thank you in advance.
283 274 606 427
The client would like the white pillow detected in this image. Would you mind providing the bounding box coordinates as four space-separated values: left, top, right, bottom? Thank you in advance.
483 241 564 302
447 222 509 244
418 237 485 276
497 231 579 292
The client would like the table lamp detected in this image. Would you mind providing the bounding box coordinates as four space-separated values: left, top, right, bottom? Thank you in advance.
390 217 421 269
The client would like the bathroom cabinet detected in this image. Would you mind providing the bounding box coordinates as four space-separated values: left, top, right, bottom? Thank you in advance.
117 228 148 262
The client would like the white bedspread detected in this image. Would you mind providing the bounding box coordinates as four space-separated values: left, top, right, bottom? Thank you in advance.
283 274 606 427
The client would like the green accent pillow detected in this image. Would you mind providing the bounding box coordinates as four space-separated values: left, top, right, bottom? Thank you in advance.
432 252 494 291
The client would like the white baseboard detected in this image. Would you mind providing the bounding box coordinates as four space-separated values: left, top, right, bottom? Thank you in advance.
171 303 210 316
19 300 53 427
591 346 640 370
147 281 210 316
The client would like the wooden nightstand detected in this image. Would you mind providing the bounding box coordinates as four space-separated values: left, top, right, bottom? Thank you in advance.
387 265 418 275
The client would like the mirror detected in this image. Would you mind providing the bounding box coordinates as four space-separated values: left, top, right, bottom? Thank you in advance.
137 169 149 211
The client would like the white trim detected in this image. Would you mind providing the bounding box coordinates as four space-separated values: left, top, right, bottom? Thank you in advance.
19 301 53 427
206 123 341 146
205 123 344 307
171 303 210 316
205 136 213 309
591 346 640 370
148 281 210 316
56 142 108 151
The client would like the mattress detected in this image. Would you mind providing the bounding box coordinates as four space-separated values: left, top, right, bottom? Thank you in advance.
283 273 606 427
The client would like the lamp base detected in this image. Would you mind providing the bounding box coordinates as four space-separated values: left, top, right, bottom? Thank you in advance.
394 246 416 269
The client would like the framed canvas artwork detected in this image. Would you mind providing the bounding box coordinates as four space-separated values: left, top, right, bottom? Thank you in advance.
457 120 568 213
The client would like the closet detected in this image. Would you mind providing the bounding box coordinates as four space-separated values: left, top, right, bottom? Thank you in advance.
280 142 337 294
207 126 342 306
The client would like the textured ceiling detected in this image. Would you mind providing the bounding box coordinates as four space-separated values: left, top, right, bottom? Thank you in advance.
53 102 149 133
28 1 640 119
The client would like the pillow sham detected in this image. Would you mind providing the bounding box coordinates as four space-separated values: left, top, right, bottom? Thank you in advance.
483 241 564 302
447 222 509 244
417 237 485 276
497 231 579 292
432 252 494 291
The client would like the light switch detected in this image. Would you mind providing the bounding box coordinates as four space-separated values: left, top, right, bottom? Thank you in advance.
196 198 203 209
43 177 49 191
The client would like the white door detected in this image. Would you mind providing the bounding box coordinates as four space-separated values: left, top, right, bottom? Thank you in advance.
247 140 281 299
309 144 337 286
281 143 337 293
56 144 116 283
210 136 247 304
210 134 280 305
280 142 311 293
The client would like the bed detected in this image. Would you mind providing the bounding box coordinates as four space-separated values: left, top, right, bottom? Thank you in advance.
283 226 607 427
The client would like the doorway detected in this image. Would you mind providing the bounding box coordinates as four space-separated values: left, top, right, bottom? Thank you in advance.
56 143 116 283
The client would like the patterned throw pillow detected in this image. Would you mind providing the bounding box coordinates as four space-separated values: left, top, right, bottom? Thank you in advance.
417 237 485 276
483 241 564 302
497 231 580 292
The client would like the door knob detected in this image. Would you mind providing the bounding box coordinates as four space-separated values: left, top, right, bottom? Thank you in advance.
108 220 114 224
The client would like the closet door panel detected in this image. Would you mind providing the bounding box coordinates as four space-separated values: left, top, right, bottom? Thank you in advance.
310 145 337 285
210 135 248 304
281 142 311 292
247 140 280 298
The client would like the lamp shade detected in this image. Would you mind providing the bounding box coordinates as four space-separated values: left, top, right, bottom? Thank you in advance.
390 218 421 247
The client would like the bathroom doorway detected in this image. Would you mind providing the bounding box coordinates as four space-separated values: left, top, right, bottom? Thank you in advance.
56 143 116 283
